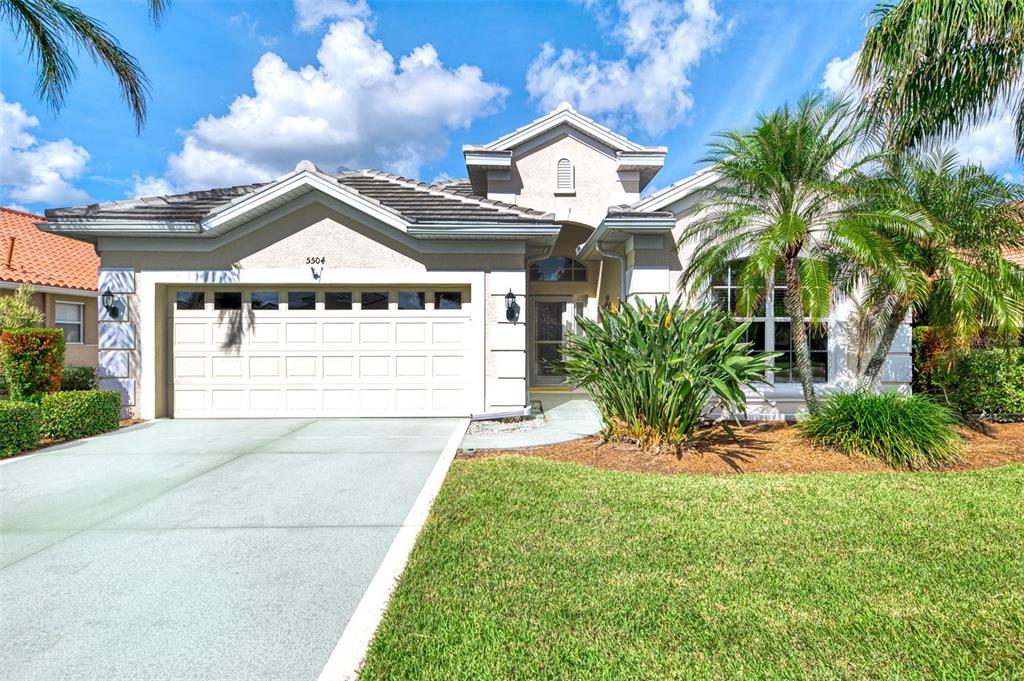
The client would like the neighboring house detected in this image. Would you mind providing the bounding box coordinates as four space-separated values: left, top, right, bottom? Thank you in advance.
40 103 911 420
1 207 99 367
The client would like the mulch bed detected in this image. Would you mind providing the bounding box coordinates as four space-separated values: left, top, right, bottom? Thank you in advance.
459 421 1024 475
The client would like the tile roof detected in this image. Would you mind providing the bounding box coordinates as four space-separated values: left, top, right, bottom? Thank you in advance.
45 183 268 223
337 170 551 223
43 169 552 227
1 208 99 291
1005 247 1024 266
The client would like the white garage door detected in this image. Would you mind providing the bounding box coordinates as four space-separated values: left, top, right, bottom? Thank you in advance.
170 287 474 417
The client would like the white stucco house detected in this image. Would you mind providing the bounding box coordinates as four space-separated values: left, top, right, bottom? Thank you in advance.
40 103 910 420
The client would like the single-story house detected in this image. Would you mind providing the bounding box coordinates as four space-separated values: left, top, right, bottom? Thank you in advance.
1 207 99 367
40 103 910 419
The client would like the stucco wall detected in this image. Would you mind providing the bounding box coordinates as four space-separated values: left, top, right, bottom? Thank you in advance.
95 202 531 418
616 190 915 418
0 286 98 367
487 127 639 228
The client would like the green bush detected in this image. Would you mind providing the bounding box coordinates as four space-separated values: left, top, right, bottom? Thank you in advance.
0 327 65 401
60 365 100 391
0 400 42 456
798 390 961 469
562 299 776 450
929 348 1024 418
41 390 121 440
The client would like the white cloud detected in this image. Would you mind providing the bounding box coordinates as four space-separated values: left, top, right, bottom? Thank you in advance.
129 174 176 198
525 0 727 136
822 51 1018 173
821 51 860 99
148 15 505 192
953 114 1016 170
294 0 370 32
0 93 90 206
229 12 278 47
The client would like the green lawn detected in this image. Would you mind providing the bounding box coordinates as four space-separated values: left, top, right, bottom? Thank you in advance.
361 458 1024 680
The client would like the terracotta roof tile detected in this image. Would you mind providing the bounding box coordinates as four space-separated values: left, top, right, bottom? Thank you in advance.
1005 247 1024 267
0 208 98 291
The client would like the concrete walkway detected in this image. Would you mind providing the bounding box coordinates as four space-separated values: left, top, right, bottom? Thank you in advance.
0 418 461 681
462 392 602 449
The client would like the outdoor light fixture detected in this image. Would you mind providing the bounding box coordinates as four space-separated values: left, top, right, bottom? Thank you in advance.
505 289 520 322
102 289 120 319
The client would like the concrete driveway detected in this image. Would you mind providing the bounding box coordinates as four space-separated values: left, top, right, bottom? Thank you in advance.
0 418 462 681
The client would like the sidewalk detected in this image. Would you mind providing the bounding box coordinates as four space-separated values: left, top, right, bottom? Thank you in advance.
461 392 602 450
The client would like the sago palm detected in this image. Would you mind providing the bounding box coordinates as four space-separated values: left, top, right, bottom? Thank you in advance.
849 150 1024 383
856 0 1024 157
678 92 889 412
1 0 167 131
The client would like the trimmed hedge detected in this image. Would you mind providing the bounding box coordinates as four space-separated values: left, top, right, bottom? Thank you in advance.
60 365 100 391
0 327 65 401
930 348 1024 418
41 390 121 440
0 400 42 456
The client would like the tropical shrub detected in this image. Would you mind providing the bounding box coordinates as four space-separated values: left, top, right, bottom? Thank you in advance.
41 390 121 440
60 365 100 391
798 390 961 469
929 348 1024 418
0 400 42 456
0 328 65 401
0 284 44 331
562 299 775 451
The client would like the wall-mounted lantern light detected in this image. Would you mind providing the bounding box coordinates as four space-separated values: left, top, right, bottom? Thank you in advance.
505 289 520 322
102 289 120 319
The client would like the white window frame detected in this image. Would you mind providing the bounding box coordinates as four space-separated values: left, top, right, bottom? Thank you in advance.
555 158 575 195
712 261 829 385
55 301 85 345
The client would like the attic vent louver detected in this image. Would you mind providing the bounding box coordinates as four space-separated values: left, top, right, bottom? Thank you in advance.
556 158 574 192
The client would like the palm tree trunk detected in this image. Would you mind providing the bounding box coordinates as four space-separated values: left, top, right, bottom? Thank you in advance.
783 256 818 412
861 304 908 385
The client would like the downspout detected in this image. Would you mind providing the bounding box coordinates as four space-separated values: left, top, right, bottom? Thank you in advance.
594 240 626 303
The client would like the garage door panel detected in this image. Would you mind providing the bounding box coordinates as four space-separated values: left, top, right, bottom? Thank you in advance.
323 323 353 344
171 287 474 417
359 323 390 344
323 356 354 377
285 356 317 378
211 356 243 378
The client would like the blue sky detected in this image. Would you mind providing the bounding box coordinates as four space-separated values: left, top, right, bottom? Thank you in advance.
1 0 1017 211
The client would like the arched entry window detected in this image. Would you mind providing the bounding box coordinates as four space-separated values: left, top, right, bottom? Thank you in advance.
556 158 574 192
530 256 587 282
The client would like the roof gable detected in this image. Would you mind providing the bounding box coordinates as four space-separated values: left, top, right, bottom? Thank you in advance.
465 102 660 154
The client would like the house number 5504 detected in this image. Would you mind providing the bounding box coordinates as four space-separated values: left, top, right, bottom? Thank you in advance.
305 257 326 265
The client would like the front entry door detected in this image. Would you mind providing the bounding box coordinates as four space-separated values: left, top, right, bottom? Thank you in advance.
530 297 575 386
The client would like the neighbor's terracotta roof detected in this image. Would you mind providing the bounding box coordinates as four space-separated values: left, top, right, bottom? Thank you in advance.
1005 247 1024 267
0 207 98 291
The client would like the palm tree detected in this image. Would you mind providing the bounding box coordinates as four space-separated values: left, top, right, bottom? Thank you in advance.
856 0 1024 158
849 150 1024 383
1 0 168 131
678 93 890 412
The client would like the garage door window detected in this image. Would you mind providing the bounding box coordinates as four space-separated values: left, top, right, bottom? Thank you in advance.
361 291 389 310
434 292 462 310
288 291 316 310
55 302 83 343
325 292 352 310
398 291 425 310
250 291 279 310
214 292 242 310
176 292 205 310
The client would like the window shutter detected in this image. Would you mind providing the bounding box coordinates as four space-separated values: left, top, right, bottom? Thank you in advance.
556 158 573 191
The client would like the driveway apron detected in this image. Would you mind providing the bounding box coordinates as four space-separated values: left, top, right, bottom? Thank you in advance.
0 418 459 681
